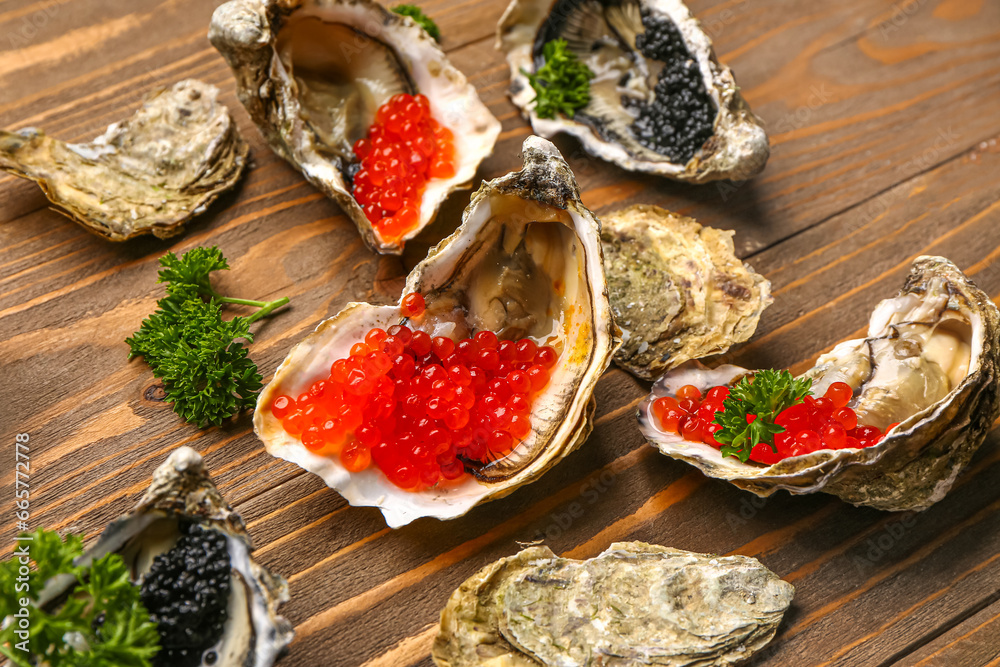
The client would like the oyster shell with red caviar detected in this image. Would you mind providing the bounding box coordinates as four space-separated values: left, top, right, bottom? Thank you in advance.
0 80 247 241
638 256 1000 511
254 136 618 527
601 204 771 381
497 0 768 182
210 0 501 255
432 541 794 666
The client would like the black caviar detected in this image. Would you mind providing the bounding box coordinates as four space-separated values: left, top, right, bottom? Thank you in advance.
140 524 232 667
629 10 716 163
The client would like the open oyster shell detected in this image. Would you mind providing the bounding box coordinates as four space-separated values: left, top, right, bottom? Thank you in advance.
210 0 501 254
36 447 293 667
497 0 768 183
432 541 794 666
638 257 1000 511
254 136 617 527
602 204 771 380
0 79 248 241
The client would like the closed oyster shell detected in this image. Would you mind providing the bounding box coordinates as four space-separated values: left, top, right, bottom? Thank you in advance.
497 0 768 182
602 204 771 380
35 447 293 667
0 79 248 241
210 0 501 254
254 136 617 527
638 256 1000 511
431 541 794 666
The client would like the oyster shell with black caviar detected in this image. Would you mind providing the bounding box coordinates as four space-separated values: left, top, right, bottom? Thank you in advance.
0 80 248 241
32 447 293 667
497 0 768 182
210 0 501 254
602 204 771 380
638 256 1000 511
254 136 618 528
432 541 794 666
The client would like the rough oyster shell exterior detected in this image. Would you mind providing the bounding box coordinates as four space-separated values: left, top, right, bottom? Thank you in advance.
497 0 768 183
638 257 1000 511
36 447 293 667
0 79 248 241
602 204 771 380
210 0 501 254
432 541 793 666
254 136 618 527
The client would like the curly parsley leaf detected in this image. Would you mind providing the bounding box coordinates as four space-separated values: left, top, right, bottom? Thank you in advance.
0 529 160 667
392 4 441 41
713 370 813 462
521 39 594 120
127 246 288 428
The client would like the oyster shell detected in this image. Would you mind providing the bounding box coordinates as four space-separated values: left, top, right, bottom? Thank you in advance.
0 79 248 241
602 204 771 380
432 541 794 666
638 256 1000 511
254 136 617 527
210 0 501 254
497 0 768 182
36 447 293 666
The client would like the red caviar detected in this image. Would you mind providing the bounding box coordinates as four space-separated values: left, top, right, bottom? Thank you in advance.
270 309 559 491
652 380 896 464
351 93 457 243
401 292 426 318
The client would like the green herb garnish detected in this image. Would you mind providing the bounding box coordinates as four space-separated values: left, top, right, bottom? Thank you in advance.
521 39 595 119
0 529 160 666
713 370 813 462
126 246 289 428
392 4 441 41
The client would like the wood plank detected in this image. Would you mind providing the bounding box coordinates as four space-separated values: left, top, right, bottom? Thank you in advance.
2 0 1000 665
895 598 1000 667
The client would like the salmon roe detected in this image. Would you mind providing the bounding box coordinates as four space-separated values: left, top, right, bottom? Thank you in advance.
270 296 559 491
651 381 900 465
350 93 456 243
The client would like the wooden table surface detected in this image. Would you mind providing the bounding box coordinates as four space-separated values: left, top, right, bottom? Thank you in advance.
2 0 1000 665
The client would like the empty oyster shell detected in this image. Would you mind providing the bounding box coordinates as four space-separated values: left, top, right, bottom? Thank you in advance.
210 0 501 254
36 447 293 666
602 204 771 380
432 541 794 666
254 136 617 527
638 256 1000 511
0 79 248 241
497 0 768 182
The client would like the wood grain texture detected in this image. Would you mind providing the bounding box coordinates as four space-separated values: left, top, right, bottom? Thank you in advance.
1 0 999 665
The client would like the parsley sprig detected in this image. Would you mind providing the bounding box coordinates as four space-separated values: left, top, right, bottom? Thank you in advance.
0 529 161 667
713 370 813 462
521 39 595 119
126 247 289 428
392 4 441 41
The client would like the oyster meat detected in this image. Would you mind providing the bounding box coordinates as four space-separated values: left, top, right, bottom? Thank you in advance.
432 541 794 666
34 447 293 666
0 79 248 241
497 0 768 182
602 204 771 380
254 136 617 527
210 0 501 254
639 256 1000 511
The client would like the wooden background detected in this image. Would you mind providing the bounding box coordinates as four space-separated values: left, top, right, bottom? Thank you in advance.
2 0 1000 664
